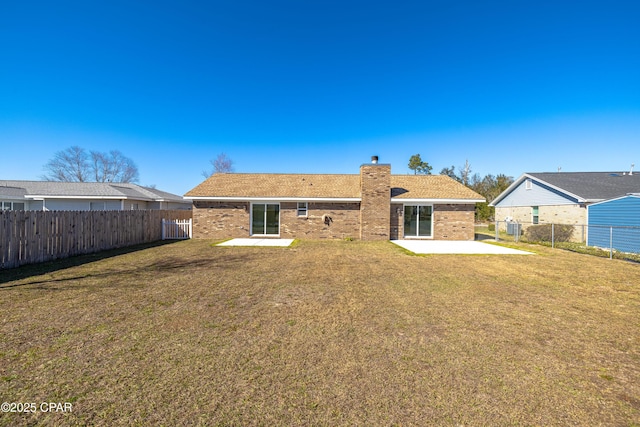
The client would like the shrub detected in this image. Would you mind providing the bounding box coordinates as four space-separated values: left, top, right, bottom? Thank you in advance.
487 223 495 232
524 224 574 243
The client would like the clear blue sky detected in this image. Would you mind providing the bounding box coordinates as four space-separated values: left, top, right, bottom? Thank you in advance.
1 0 639 195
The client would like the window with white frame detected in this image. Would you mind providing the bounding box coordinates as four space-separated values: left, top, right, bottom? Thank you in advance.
532 206 539 224
1 201 25 210
297 202 308 217
403 204 433 238
251 203 280 235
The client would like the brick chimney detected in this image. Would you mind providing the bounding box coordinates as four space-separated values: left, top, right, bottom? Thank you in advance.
360 157 391 240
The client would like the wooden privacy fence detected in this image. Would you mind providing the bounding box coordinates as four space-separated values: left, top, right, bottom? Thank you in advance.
0 210 192 269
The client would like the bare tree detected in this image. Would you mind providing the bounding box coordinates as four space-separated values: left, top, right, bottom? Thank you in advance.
202 153 234 178
90 150 139 183
459 159 472 186
42 146 139 183
42 146 90 182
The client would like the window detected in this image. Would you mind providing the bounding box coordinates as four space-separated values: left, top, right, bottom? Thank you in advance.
525 179 533 190
532 206 539 224
0 201 25 210
403 205 433 238
251 203 280 235
297 202 308 217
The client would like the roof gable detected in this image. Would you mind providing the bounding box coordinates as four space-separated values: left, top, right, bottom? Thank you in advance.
492 176 580 207
491 172 640 206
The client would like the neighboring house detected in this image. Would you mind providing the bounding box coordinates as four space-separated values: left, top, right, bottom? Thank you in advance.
587 194 640 253
0 181 191 211
490 172 640 226
184 158 484 241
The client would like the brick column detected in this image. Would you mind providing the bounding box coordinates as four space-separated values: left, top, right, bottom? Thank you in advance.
360 163 391 240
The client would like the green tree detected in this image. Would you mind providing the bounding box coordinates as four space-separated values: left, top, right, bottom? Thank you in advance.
439 161 514 221
439 165 459 181
408 154 432 175
468 173 514 221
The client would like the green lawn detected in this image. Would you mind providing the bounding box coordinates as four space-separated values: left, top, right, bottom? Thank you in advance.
1 239 639 426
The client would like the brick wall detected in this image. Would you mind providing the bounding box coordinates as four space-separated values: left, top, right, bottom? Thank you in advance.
192 201 250 239
360 164 391 240
390 203 402 240
192 201 361 240
495 204 587 242
433 204 475 240
280 202 361 239
392 203 476 240
495 204 587 225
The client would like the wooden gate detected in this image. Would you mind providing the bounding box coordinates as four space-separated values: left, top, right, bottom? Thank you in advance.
162 218 192 240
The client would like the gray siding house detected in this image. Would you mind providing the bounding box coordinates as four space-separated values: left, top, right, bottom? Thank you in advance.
0 181 190 211
490 172 640 226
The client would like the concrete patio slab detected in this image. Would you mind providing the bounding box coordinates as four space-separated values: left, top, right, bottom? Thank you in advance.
217 238 295 247
392 240 533 255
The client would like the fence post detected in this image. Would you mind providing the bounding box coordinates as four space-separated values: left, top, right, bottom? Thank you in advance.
161 219 166 240
552 223 555 248
609 226 613 260
495 221 499 241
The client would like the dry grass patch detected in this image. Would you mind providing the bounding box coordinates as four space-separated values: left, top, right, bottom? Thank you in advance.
1 239 639 426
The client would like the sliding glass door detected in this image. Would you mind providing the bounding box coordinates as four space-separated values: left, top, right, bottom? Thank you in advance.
403 205 432 238
252 203 280 235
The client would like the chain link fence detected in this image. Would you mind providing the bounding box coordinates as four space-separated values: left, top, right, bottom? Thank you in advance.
492 220 640 261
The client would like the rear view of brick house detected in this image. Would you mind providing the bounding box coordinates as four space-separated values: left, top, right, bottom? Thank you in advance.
184 157 484 241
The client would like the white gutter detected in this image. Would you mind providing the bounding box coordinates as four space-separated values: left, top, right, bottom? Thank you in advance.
391 198 485 204
26 195 135 200
185 196 362 202
186 196 484 203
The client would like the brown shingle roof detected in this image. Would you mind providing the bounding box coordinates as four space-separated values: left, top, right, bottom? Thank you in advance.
185 173 484 201
185 174 361 198
390 175 484 200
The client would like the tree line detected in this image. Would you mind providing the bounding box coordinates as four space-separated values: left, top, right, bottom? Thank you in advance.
408 154 513 222
41 148 510 221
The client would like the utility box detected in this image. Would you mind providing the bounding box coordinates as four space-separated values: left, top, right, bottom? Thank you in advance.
506 221 521 236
